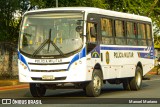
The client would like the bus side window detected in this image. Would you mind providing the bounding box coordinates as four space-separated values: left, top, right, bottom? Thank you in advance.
115 20 126 45
86 22 97 54
101 18 114 45
87 23 97 43
127 22 137 45
146 24 152 46
137 23 147 46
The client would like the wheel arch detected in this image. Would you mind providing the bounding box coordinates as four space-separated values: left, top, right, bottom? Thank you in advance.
136 61 143 76
93 63 103 79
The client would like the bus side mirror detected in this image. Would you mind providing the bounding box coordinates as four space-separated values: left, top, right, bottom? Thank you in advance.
90 27 96 37
76 26 82 33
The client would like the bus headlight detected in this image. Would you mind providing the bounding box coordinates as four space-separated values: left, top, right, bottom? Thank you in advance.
20 61 28 70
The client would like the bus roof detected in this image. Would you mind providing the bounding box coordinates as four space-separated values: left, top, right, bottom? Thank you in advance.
24 7 151 22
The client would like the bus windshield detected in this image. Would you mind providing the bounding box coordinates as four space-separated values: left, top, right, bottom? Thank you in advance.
20 13 83 57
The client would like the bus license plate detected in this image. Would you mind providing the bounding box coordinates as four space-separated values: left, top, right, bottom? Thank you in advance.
42 75 55 80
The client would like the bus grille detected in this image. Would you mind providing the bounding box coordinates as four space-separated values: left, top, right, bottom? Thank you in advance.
31 77 66 81
31 69 67 72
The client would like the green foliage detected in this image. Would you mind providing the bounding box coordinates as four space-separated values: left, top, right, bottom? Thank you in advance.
0 0 21 42
0 0 160 46
154 35 160 48
29 0 108 9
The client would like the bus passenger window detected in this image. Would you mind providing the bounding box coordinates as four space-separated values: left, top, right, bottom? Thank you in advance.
137 23 147 46
101 18 112 37
115 20 126 45
127 22 137 45
115 20 124 37
101 18 114 45
86 22 97 54
127 22 136 38
146 24 151 40
146 24 152 46
87 23 97 43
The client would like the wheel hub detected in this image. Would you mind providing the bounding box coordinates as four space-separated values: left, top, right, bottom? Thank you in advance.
136 72 141 86
93 75 101 92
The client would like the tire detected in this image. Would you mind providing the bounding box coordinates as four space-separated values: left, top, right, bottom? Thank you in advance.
85 69 103 97
30 83 46 97
129 67 142 90
123 78 131 91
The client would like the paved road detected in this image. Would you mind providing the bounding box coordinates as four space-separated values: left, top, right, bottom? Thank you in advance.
0 75 160 107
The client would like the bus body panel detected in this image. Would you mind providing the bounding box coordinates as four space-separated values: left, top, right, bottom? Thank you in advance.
100 45 154 79
18 46 93 83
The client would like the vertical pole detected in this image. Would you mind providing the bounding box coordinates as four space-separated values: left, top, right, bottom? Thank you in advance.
56 0 58 7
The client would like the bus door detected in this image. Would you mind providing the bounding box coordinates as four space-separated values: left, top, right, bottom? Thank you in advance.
86 22 101 70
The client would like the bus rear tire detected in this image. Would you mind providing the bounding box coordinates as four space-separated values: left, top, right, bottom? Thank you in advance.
85 69 103 97
30 83 46 97
129 67 142 90
123 78 131 90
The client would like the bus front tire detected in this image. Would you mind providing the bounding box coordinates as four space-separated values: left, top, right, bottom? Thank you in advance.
30 83 46 97
85 69 103 97
129 67 142 90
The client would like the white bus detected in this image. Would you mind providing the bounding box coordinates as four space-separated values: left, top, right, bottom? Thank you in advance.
18 7 154 97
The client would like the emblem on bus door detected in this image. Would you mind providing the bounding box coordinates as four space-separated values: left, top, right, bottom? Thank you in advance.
91 51 100 58
106 51 109 64
91 46 100 58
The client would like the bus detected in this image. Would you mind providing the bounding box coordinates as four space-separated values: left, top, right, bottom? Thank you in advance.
18 7 154 97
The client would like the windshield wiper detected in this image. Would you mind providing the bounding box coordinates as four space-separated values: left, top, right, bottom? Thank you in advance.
47 29 52 52
32 39 49 57
48 29 64 56
32 29 64 57
51 42 64 56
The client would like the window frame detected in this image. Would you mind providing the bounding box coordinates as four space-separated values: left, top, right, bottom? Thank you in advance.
126 21 137 46
137 23 147 46
114 19 126 45
87 13 152 47
100 17 114 45
146 24 152 46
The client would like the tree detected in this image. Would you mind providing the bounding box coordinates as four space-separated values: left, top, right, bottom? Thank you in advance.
28 0 107 9
0 0 21 42
0 0 160 43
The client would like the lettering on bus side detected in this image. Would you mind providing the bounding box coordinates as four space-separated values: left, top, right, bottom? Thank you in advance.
114 52 134 58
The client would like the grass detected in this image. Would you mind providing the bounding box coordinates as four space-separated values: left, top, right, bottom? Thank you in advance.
0 79 19 87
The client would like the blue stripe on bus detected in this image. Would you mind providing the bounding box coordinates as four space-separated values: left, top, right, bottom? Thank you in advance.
67 47 86 70
79 46 86 59
139 52 154 59
101 46 145 51
18 51 30 71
